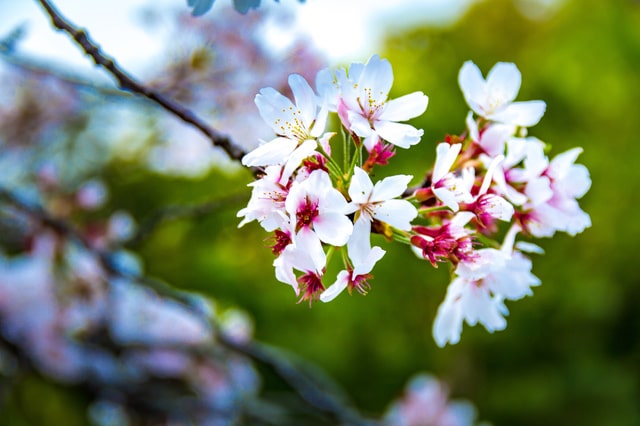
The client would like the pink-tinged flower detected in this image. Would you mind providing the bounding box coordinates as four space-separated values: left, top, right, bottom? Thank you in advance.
285 170 353 247
411 212 476 267
273 228 327 302
237 165 290 232
459 61 546 127
491 137 547 206
462 155 514 227
523 147 591 237
337 55 428 151
320 218 386 302
432 230 540 347
242 74 328 183
466 112 516 157
347 167 417 231
384 374 478 426
431 143 474 212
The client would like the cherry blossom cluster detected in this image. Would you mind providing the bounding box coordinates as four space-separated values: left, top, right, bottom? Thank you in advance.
238 54 428 305
239 56 591 346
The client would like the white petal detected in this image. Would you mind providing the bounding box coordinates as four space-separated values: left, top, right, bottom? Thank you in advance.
374 120 423 148
485 195 515 222
348 218 386 276
466 111 479 142
310 101 329 138
433 143 461 182
289 74 316 126
255 87 294 134
241 138 297 167
348 167 374 204
486 62 522 104
525 176 553 205
379 92 428 122
479 124 515 157
433 278 465 347
370 174 412 202
358 54 393 103
348 111 374 138
280 139 317 184
273 251 299 295
320 271 349 302
489 101 546 127
561 164 591 199
295 228 327 272
549 147 583 174
515 241 545 254
458 61 486 109
433 187 460 212
373 199 418 231
314 213 353 246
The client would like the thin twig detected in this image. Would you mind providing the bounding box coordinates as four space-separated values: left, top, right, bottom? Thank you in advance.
34 0 251 167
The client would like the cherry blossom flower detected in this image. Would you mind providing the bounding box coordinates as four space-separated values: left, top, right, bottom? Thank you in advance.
523 147 592 237
461 155 514 226
242 74 328 183
347 166 417 231
237 165 290 231
432 230 540 347
459 61 546 127
431 143 474 212
320 218 386 302
466 112 516 157
285 170 353 247
336 55 429 151
274 228 327 301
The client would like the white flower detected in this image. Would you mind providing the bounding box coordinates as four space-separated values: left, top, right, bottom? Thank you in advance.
237 165 290 231
337 55 428 151
285 170 353 247
525 148 592 237
469 155 514 223
431 143 474 212
466 112 516 157
242 74 328 183
459 61 546 127
274 228 327 302
433 231 540 347
347 166 417 231
320 218 386 302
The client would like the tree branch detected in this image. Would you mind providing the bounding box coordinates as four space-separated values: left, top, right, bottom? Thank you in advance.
34 0 252 168
0 186 373 425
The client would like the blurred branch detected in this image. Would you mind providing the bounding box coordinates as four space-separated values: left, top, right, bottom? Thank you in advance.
0 185 373 424
217 335 376 426
0 186 195 307
126 193 247 247
34 0 256 173
0 50 134 100
0 27 130 99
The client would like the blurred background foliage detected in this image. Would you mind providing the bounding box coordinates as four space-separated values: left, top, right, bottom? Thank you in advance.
2 0 640 425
